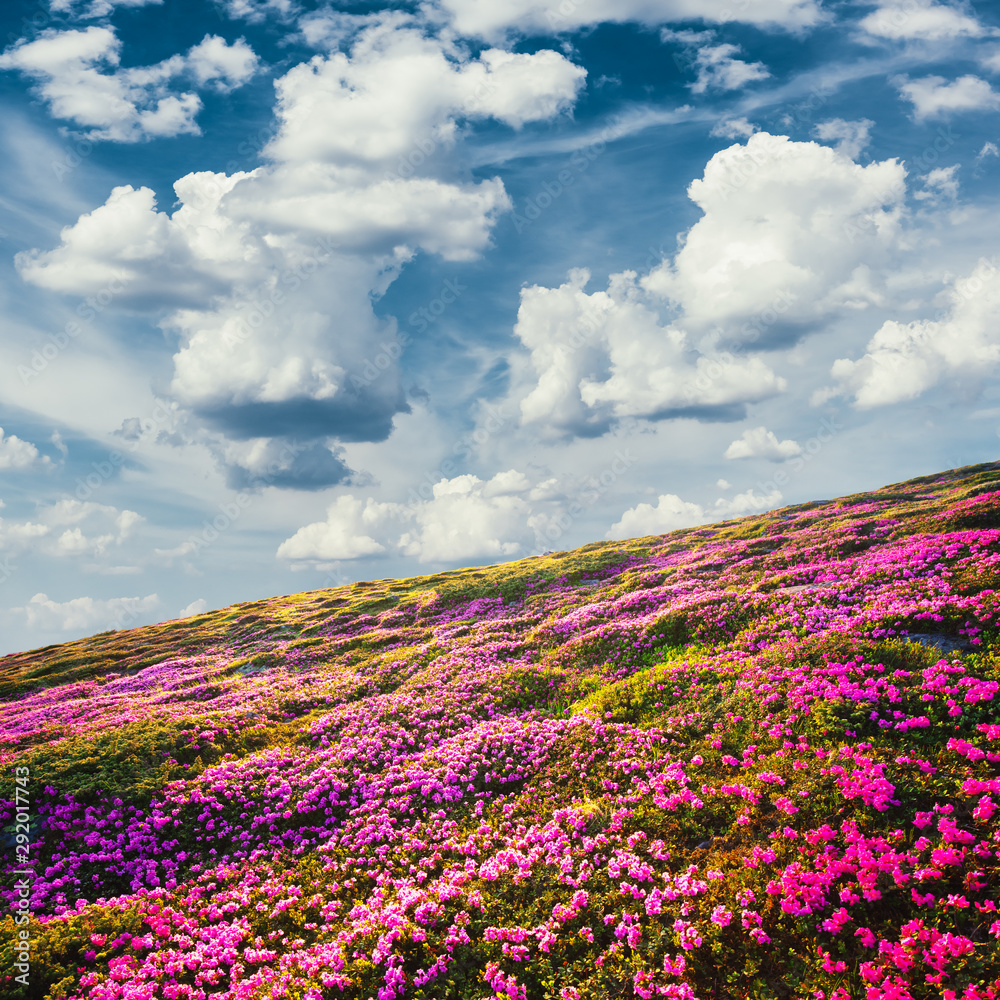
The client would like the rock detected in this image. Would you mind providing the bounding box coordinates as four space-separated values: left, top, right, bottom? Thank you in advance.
905 633 971 654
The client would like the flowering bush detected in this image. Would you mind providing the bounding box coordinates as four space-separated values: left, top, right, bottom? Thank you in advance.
3 462 1000 998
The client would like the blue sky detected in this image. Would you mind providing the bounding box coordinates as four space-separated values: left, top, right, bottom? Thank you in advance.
1 0 999 653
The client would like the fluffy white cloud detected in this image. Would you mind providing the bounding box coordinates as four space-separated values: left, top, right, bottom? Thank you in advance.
0 28 258 141
0 499 143 558
914 164 960 201
265 23 584 165
16 180 249 301
710 116 757 139
277 495 397 560
714 488 784 517
860 1 987 40
514 269 786 437
813 118 873 159
221 172 511 261
53 526 114 556
400 473 534 562
433 0 824 41
642 132 907 340
44 499 144 556
0 428 49 469
607 486 783 540
277 470 539 564
50 0 162 17
724 426 803 461
17 22 584 480
178 598 208 617
0 516 49 550
828 257 1000 407
13 592 159 632
688 43 770 94
976 141 1000 169
216 0 296 22
607 494 708 539
184 35 258 92
511 133 912 439
896 74 1000 120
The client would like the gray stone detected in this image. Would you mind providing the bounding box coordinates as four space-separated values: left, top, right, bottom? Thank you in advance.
906 633 971 654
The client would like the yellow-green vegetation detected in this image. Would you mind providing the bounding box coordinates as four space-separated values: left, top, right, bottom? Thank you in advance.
3 461 1000 1000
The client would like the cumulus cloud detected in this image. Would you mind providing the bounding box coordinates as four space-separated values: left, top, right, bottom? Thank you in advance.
724 426 803 461
0 428 49 469
220 438 354 491
277 495 397 560
433 0 824 41
277 470 538 563
0 516 49 550
711 116 757 139
45 499 144 557
642 132 907 342
16 21 585 483
827 257 1000 407
514 269 786 438
607 486 783 540
508 133 912 439
184 34 259 92
13 592 159 632
896 74 1000 120
661 30 769 94
178 598 208 617
263 24 584 165
50 0 162 17
607 494 708 539
975 141 999 176
813 118 873 159
0 28 258 141
215 0 297 22
0 499 143 559
860 1 987 40
400 473 535 562
689 43 770 94
914 164 960 201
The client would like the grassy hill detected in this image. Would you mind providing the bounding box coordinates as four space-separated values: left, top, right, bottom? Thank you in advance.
3 461 1000 1000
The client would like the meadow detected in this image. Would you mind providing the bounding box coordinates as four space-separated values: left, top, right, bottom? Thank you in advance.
2 461 1000 1000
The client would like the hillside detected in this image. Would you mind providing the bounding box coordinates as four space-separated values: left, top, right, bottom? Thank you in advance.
3 462 1000 1000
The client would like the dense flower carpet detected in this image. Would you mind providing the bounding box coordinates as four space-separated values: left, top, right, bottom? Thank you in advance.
3 461 1000 999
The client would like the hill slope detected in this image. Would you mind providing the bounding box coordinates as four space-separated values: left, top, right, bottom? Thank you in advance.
3 462 1000 999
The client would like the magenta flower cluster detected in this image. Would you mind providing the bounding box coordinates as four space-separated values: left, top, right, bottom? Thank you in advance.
2 466 1000 999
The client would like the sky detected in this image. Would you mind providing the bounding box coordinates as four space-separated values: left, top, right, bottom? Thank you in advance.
0 0 999 654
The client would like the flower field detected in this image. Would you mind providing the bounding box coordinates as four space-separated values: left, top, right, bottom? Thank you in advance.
3 461 1000 1000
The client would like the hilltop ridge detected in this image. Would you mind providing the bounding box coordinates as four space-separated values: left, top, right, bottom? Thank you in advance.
3 461 1000 999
